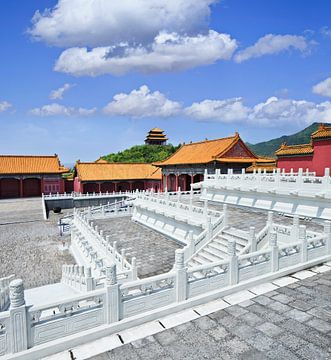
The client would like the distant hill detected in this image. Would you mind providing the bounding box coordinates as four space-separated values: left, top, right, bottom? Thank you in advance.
101 144 180 163
247 123 329 157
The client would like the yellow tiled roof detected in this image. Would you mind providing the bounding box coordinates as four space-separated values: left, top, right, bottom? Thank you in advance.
0 155 68 175
311 124 331 139
76 162 162 181
275 143 314 156
95 158 108 163
156 133 258 166
246 161 277 172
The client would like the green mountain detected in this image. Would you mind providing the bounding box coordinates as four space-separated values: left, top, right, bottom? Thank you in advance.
101 144 180 163
247 123 328 157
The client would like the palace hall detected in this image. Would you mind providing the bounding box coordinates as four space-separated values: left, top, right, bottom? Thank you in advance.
74 161 161 193
156 132 273 191
275 124 331 176
0 154 68 198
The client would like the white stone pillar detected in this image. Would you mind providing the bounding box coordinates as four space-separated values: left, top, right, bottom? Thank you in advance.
269 232 279 272
223 204 228 228
292 215 300 239
105 265 120 324
9 279 28 353
203 199 208 217
85 267 94 291
324 221 331 255
299 225 307 263
228 241 238 285
175 249 187 302
131 257 138 280
249 226 257 252
323 168 330 190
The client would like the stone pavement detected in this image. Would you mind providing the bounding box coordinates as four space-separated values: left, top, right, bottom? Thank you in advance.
95 217 182 278
0 197 74 289
87 267 331 360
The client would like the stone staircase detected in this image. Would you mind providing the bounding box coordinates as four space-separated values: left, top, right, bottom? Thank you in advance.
187 227 249 276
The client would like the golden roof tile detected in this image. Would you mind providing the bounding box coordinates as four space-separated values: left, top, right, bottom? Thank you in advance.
275 143 314 156
76 162 161 182
0 155 68 175
311 124 331 139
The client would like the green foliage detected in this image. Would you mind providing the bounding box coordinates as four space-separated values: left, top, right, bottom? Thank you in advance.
247 122 330 157
101 144 180 163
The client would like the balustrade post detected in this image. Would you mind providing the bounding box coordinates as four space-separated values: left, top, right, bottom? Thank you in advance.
204 169 208 180
323 168 330 190
131 257 138 280
299 225 307 263
324 221 331 255
228 241 238 285
269 232 279 272
187 230 195 259
175 249 187 302
223 204 228 228
249 226 257 252
85 267 94 291
9 279 28 353
105 265 120 323
297 168 303 188
101 206 105 217
292 215 300 239
121 249 126 270
88 206 91 217
203 199 208 217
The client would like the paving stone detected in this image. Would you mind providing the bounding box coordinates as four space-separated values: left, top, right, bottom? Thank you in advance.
237 349 266 360
240 312 264 326
286 308 313 323
290 299 314 311
256 322 284 337
267 300 292 313
231 324 259 340
106 344 140 360
278 333 309 352
238 299 255 307
245 332 275 351
206 326 230 340
253 295 273 306
192 316 218 330
272 293 294 304
306 318 331 333
224 304 249 317
307 307 331 321
133 337 171 360
296 343 331 360
265 344 300 360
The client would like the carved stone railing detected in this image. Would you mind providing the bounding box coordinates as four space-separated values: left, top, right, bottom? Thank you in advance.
0 275 15 312
1 224 330 357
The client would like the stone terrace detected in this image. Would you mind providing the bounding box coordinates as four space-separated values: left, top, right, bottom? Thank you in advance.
94 217 182 278
87 267 331 360
0 198 74 289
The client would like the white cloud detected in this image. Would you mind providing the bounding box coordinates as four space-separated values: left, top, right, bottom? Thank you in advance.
312 77 331 97
321 26 331 38
49 83 75 100
54 31 237 76
103 85 181 118
185 98 249 122
29 103 96 117
185 96 331 126
29 0 217 47
234 34 309 63
0 101 12 113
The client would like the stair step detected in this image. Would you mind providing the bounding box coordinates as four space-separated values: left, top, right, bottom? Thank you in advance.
206 243 228 259
199 249 221 262
223 227 249 239
210 238 229 252
219 233 248 247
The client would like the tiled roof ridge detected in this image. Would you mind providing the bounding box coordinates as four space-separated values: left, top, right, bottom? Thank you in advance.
77 161 156 165
0 154 59 158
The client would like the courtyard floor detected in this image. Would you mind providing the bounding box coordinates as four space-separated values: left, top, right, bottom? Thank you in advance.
0 197 74 289
83 266 330 360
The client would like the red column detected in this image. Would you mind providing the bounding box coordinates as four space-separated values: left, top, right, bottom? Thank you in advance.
114 182 118 193
98 182 101 193
40 177 44 195
191 175 194 186
20 177 23 198
175 174 178 192
129 182 133 191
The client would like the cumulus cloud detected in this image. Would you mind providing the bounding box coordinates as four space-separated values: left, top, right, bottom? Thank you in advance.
29 0 217 47
54 31 237 76
234 34 309 63
29 0 238 76
185 98 249 122
0 101 12 113
185 96 331 126
49 83 75 100
29 103 96 116
312 77 331 97
103 85 181 118
321 26 331 38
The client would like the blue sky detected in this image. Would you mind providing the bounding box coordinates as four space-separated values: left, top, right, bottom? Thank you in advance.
0 0 330 164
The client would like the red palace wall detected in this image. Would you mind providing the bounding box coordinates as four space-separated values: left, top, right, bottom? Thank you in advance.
277 155 313 173
277 139 331 176
312 139 331 176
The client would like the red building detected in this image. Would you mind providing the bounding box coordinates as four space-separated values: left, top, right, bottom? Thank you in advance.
74 161 161 193
0 155 68 198
275 124 331 176
156 132 273 191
